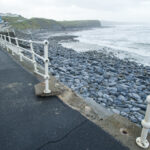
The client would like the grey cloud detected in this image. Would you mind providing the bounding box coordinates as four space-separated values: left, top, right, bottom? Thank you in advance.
0 0 150 22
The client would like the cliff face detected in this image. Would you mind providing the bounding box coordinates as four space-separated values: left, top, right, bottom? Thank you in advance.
2 15 101 31
59 20 101 29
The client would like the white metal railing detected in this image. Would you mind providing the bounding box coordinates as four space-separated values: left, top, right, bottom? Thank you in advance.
136 95 150 149
0 33 51 94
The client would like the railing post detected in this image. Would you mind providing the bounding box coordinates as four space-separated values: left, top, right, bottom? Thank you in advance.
5 35 9 51
3 35 5 48
8 36 14 55
29 40 37 72
7 29 9 37
1 35 4 48
43 40 51 94
136 95 150 149
15 37 22 61
7 31 10 51
0 34 2 47
4 35 7 49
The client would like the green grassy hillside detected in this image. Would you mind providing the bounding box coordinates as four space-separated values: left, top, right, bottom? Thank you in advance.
2 16 101 30
2 15 26 24
2 16 63 30
59 20 101 28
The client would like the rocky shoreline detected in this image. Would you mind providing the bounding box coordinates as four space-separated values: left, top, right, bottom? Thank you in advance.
21 32 150 124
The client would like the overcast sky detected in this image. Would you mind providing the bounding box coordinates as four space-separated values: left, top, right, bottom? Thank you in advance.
0 0 150 22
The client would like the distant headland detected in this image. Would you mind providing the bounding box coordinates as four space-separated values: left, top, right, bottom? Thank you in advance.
0 13 101 31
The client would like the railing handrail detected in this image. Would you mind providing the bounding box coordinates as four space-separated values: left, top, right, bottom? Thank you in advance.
2 34 44 45
0 33 51 94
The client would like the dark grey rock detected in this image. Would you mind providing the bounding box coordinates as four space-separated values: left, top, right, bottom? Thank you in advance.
112 109 120 114
97 91 103 97
108 87 117 95
129 116 138 123
120 112 128 117
129 93 141 101
117 84 129 93
133 103 146 111
117 95 126 101
130 107 141 112
122 108 130 113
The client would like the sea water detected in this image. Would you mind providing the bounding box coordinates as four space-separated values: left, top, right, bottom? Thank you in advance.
61 24 150 66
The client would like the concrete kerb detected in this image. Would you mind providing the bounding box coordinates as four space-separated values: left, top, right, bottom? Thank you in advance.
3 47 150 150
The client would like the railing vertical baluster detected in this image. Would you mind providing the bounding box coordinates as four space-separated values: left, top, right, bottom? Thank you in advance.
1 35 4 48
136 95 150 149
0 34 2 47
3 35 5 48
5 35 9 51
7 29 9 37
29 40 37 72
43 40 51 94
15 37 22 61
4 35 7 50
8 36 14 55
6 31 9 51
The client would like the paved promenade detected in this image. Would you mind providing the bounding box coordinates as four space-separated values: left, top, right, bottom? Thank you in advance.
0 48 129 150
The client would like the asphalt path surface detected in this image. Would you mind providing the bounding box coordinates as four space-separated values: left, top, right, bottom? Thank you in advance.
0 48 129 150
